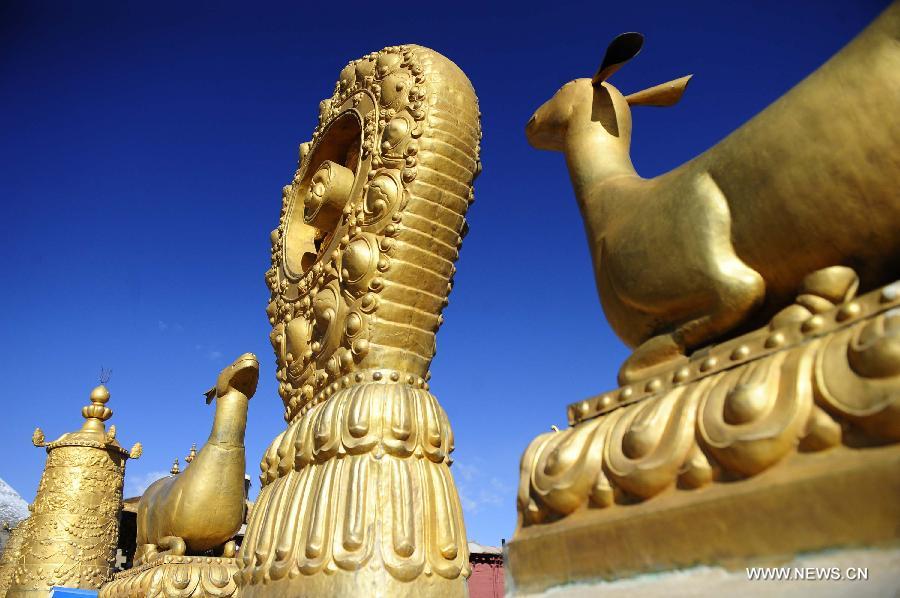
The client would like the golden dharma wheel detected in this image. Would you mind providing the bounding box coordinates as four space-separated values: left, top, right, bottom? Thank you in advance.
265 44 481 423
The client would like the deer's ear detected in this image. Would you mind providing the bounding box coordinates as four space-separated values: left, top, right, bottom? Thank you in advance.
592 32 644 86
625 75 693 107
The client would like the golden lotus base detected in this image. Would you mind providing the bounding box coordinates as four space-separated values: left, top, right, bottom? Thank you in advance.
99 556 240 598
508 443 900 594
237 567 466 598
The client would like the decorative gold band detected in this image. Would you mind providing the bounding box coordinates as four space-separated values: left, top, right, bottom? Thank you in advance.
569 280 900 426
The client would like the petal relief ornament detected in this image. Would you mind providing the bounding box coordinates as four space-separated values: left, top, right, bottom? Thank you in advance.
815 311 900 441
605 380 707 499
699 347 814 476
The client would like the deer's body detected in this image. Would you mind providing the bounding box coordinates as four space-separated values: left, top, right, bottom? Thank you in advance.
528 3 900 381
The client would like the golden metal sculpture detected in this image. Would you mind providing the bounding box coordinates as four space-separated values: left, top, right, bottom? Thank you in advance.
237 44 481 597
511 4 900 592
0 385 140 597
135 353 258 564
525 2 900 384
100 353 258 598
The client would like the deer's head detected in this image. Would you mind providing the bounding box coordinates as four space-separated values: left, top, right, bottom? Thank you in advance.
526 33 692 152
205 353 260 403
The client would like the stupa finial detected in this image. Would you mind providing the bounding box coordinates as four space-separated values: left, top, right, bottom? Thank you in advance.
81 384 113 425
185 443 197 464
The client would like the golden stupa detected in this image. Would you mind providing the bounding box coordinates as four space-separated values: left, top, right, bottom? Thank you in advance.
0 384 140 597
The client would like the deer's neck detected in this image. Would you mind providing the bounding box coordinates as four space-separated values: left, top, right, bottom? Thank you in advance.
564 128 636 212
207 390 249 448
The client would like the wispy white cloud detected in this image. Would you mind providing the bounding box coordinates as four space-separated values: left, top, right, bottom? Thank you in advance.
125 470 169 497
158 320 183 333
453 461 478 482
451 459 510 515
192 343 223 361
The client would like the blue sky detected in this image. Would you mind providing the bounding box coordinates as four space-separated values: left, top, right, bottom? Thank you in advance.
0 0 889 546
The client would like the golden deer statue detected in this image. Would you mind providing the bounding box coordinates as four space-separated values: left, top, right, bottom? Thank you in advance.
133 353 259 565
526 2 900 383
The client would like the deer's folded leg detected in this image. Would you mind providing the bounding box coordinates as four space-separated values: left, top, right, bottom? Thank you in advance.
133 543 157 566
219 540 237 558
156 536 187 558
618 334 689 385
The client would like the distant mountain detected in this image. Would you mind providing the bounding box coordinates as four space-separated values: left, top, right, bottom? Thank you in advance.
0 478 29 525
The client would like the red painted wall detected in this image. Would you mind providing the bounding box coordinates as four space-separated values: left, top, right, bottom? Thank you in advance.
468 560 504 598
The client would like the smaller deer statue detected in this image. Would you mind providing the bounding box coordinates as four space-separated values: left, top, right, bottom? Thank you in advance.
526 3 900 383
134 353 259 564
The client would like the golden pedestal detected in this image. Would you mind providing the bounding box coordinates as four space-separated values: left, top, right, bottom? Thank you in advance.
238 380 468 597
99 556 240 598
509 280 900 593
